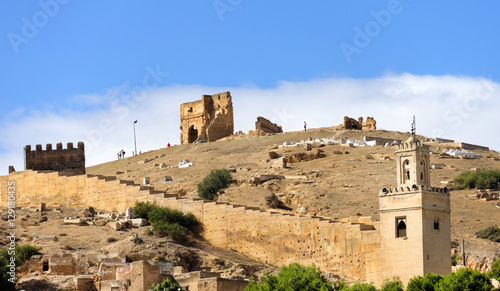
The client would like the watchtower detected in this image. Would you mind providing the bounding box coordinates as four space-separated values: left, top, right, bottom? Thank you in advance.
379 119 451 286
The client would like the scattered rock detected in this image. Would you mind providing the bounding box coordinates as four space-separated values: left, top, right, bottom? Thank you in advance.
159 162 168 169
268 151 281 159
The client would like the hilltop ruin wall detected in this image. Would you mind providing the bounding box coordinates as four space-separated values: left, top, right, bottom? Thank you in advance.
24 142 85 174
343 116 377 131
255 116 283 134
179 92 234 144
0 170 381 285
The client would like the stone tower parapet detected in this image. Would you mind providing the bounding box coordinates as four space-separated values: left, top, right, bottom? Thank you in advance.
24 142 85 174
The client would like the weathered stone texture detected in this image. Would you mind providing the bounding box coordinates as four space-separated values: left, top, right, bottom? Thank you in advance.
0 169 381 285
255 116 283 134
180 92 234 144
24 142 85 174
343 116 377 130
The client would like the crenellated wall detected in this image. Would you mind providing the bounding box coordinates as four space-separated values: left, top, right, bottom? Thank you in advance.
0 170 382 285
24 142 85 174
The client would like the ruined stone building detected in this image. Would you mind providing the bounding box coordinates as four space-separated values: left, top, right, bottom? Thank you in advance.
24 142 85 174
0 133 451 287
255 116 283 134
180 92 234 144
343 116 377 130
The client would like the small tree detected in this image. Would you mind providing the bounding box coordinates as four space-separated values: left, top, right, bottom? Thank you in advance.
134 201 157 219
435 268 492 291
149 278 182 291
491 257 500 280
198 169 232 200
245 263 333 291
381 277 403 291
347 283 378 291
407 273 443 291
477 226 500 243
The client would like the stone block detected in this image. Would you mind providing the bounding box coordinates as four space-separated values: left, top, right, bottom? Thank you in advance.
161 176 173 182
107 221 124 231
129 218 147 226
305 144 312 151
143 177 150 185
64 217 85 225
272 157 286 168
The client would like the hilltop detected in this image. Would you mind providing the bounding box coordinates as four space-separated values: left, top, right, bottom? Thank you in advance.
87 126 500 267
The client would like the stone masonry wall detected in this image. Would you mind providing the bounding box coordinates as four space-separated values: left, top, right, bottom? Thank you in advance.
180 92 234 144
255 116 283 134
0 170 381 284
24 142 85 174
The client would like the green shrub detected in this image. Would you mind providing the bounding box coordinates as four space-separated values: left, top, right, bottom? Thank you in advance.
407 273 443 291
451 254 460 267
435 268 492 291
134 203 199 241
0 245 41 290
348 283 378 291
198 169 232 200
453 169 500 190
381 277 403 291
491 257 500 280
149 278 182 291
245 263 333 291
133 201 157 219
477 226 500 243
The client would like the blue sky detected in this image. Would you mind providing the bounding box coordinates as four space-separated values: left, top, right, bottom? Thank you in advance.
1 1 499 174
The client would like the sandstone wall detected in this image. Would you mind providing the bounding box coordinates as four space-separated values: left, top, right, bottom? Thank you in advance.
180 92 234 144
255 116 283 134
342 117 377 131
24 142 85 174
0 170 381 284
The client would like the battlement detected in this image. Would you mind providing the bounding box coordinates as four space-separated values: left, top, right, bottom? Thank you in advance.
395 136 430 152
24 142 85 174
379 185 450 196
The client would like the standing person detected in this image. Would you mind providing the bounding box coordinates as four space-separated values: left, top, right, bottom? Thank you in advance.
117 151 120 160
304 121 307 131
167 142 171 147
121 149 126 158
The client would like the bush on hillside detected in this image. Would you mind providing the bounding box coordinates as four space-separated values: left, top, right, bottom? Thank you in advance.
453 169 500 190
477 226 500 243
132 201 199 241
198 169 232 200
133 201 157 219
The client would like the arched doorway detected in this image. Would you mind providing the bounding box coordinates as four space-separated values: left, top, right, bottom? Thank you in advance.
188 125 198 143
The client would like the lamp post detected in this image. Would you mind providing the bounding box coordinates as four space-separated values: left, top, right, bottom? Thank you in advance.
133 120 138 156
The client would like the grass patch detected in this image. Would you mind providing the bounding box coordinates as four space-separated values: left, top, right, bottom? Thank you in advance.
453 169 500 190
477 226 500 242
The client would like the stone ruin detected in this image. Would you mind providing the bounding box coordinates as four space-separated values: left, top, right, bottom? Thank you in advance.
255 116 283 134
342 116 377 130
24 142 85 174
179 92 234 144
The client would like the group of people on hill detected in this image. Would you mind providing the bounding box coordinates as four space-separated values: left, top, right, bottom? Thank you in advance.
117 149 126 159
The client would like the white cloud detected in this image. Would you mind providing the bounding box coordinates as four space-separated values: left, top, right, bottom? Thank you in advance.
1 73 499 175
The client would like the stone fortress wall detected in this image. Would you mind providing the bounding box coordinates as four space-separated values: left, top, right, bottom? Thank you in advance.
0 170 381 285
24 142 85 174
